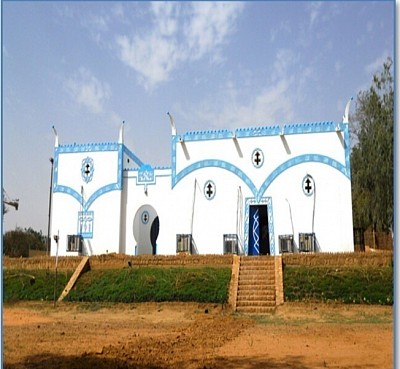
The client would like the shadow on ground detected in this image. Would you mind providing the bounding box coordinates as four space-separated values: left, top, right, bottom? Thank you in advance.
4 353 324 369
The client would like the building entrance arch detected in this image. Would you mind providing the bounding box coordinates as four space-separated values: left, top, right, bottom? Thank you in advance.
133 205 159 255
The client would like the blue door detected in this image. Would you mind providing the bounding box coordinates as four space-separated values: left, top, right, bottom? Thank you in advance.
249 206 260 255
249 205 270 256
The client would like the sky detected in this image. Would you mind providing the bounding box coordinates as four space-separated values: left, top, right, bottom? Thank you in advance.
1 1 395 235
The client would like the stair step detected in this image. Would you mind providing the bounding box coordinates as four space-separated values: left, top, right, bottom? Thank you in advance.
236 306 276 314
239 273 275 280
236 300 276 307
240 258 275 264
239 268 274 275
237 295 276 303
234 256 280 315
240 264 275 269
239 268 274 272
238 283 275 291
238 279 275 286
237 290 275 298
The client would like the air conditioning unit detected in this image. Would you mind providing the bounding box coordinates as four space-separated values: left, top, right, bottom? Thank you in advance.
176 234 192 254
67 235 83 252
223 234 238 254
299 233 315 252
279 235 293 253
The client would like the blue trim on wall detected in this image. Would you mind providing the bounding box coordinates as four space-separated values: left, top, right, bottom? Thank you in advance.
171 135 178 186
257 154 349 201
77 211 94 238
137 164 155 184
171 122 351 191
123 145 144 167
118 144 123 188
123 168 171 187
342 123 351 180
53 147 60 191
57 142 120 153
174 121 340 144
172 159 258 195
281 121 338 135
236 125 281 137
54 182 122 212
53 143 124 211
172 154 349 202
183 129 234 141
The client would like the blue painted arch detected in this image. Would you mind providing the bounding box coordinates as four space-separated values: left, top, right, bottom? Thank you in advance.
172 153 350 202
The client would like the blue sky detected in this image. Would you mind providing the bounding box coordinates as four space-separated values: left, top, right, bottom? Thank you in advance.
2 1 395 234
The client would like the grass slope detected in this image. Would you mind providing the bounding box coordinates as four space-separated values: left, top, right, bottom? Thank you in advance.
4 264 393 305
284 265 393 304
66 267 231 303
4 270 73 302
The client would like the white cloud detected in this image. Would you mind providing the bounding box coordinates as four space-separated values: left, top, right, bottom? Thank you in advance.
270 21 291 43
335 60 343 74
64 67 111 114
116 2 244 91
176 47 309 130
308 2 322 28
178 77 294 131
112 3 125 19
116 34 182 89
183 2 243 59
364 52 390 76
272 49 299 82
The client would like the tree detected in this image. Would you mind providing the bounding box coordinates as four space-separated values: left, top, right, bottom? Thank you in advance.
3 227 47 257
350 57 394 232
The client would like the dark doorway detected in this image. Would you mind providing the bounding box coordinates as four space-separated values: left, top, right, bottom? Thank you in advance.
150 216 159 255
248 205 270 255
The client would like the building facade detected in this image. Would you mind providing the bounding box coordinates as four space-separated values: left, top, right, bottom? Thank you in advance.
50 115 354 257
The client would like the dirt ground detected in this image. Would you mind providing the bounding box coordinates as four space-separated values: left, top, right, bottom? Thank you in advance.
3 301 392 369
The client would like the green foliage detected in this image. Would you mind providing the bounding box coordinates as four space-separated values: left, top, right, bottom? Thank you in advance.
350 57 394 231
66 267 231 303
3 227 47 257
3 269 73 302
4 265 393 306
284 265 393 305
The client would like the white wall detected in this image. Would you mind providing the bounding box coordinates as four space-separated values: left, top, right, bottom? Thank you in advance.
51 122 354 256
50 145 122 256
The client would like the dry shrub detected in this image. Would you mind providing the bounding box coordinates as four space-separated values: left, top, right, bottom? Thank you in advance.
282 251 392 267
3 254 234 271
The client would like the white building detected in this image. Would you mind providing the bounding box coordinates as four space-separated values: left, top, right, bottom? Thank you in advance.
50 111 354 257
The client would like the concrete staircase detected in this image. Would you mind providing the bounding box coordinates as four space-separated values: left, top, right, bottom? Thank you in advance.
231 256 283 314
58 256 90 302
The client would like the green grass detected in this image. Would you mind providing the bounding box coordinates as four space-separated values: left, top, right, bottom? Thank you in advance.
66 267 231 303
3 270 74 302
283 265 393 305
247 310 392 326
4 264 393 306
319 310 393 324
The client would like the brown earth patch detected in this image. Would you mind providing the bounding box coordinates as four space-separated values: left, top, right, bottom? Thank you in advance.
3 301 392 369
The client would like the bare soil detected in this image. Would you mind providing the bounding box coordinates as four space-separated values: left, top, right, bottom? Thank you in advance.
3 301 392 369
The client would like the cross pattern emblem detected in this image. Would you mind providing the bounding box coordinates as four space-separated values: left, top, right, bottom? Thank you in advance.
252 149 264 168
204 180 216 200
302 175 314 196
85 163 91 176
81 157 94 183
141 210 149 224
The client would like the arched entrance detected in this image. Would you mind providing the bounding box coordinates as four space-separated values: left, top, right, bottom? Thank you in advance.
133 205 159 255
